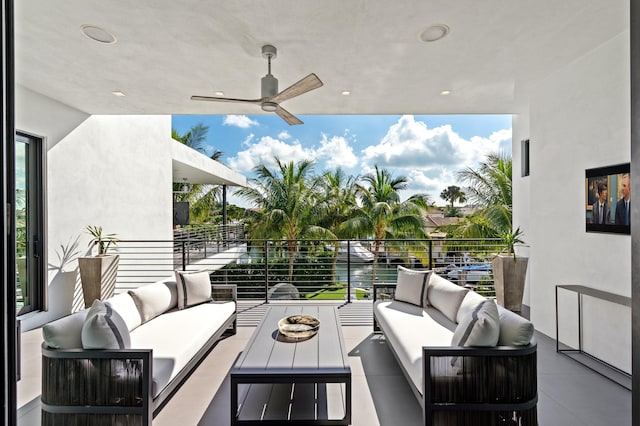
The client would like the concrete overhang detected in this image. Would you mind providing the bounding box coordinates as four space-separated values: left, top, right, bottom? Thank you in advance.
171 140 247 187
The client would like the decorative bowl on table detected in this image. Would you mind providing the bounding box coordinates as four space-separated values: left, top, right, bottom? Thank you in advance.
277 315 320 340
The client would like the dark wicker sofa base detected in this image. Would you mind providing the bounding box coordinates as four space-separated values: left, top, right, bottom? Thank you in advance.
422 345 537 426
41 285 237 426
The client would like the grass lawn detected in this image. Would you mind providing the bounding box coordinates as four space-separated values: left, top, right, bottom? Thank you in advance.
305 286 370 300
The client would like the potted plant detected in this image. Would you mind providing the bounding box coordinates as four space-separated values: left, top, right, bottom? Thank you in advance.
491 227 528 312
78 226 120 308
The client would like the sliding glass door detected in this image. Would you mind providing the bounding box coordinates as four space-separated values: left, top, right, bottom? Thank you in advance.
15 132 44 315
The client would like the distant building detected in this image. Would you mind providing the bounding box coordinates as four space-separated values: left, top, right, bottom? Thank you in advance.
424 213 463 235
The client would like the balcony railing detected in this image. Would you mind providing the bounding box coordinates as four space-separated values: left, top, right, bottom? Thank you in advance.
113 236 505 303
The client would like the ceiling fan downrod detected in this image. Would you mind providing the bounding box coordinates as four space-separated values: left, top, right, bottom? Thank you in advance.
261 45 278 101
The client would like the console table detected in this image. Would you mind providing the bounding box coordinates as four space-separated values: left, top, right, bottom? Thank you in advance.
555 284 631 389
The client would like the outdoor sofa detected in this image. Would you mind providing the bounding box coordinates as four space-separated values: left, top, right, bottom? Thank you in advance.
40 272 237 426
374 266 537 426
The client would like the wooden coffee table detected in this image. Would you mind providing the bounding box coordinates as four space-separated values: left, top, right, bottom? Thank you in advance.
231 305 351 425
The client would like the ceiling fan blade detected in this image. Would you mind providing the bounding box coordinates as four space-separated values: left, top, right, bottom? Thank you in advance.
270 73 323 104
191 95 263 104
275 105 303 125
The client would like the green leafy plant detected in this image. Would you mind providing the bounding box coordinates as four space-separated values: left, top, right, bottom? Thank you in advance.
500 227 525 259
85 225 119 256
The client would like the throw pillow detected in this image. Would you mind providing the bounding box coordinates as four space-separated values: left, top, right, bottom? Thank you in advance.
394 265 431 307
81 299 131 349
451 299 500 372
175 270 213 309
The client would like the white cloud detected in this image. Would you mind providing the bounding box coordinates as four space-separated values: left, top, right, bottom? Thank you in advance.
223 115 259 129
361 115 512 172
241 133 255 147
360 115 512 204
315 134 359 169
278 131 291 140
228 130 360 173
227 136 315 172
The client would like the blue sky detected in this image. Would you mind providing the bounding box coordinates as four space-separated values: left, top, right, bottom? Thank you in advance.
171 114 512 207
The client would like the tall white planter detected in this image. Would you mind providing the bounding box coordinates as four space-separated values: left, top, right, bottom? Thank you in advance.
78 255 119 308
492 254 528 312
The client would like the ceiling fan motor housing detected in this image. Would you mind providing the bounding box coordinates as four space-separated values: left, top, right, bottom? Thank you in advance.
261 73 278 98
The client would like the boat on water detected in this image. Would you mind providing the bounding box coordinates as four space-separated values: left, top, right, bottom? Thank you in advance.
446 263 492 283
335 241 375 263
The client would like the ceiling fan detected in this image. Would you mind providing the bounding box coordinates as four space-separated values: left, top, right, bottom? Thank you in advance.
191 45 323 125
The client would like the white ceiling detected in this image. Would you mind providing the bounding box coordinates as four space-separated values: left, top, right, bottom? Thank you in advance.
14 1 628 120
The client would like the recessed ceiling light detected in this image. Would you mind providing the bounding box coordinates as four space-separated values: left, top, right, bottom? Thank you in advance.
419 24 450 43
440 90 452 96
215 91 225 97
341 90 351 96
80 24 117 44
111 91 126 97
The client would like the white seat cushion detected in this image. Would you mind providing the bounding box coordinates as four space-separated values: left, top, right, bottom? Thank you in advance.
130 301 235 397
374 300 455 394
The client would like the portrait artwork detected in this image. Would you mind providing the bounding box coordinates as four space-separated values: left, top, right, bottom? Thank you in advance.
585 163 630 234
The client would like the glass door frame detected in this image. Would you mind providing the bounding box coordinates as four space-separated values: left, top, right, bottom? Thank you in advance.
15 131 45 315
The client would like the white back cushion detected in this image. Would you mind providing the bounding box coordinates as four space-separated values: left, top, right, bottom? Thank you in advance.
106 292 142 332
42 310 89 349
128 281 178 323
427 273 468 323
497 305 534 346
394 266 431 306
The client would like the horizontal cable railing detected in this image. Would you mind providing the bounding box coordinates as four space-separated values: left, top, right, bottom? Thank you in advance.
112 237 505 301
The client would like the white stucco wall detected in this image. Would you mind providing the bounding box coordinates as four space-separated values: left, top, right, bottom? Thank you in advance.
16 88 175 329
518 31 631 372
15 85 89 147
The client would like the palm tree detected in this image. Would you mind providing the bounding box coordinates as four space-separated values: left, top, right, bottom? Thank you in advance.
452 152 515 240
342 165 429 283
236 158 333 281
172 123 210 154
318 168 359 283
440 185 467 209
172 124 225 224
210 149 224 161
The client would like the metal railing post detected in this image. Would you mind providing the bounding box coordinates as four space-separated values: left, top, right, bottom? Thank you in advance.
347 240 352 303
181 241 187 271
264 241 269 303
428 239 433 269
